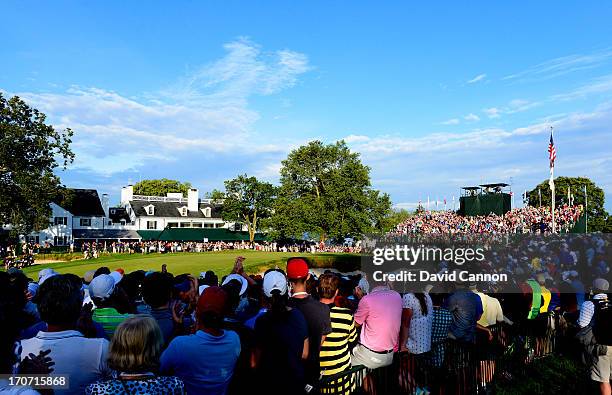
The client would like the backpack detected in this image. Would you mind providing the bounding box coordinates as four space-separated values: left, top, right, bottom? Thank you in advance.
592 298 612 346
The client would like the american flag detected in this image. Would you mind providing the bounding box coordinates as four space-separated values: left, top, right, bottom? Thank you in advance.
548 128 556 168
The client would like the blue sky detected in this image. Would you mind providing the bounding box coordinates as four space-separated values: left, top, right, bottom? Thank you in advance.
2 1 612 210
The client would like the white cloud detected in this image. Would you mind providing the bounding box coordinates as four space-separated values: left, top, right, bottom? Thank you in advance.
502 49 612 82
344 103 612 211
467 73 487 84
464 113 480 122
162 38 311 104
343 134 371 143
484 107 501 118
441 118 460 125
550 74 612 101
343 104 612 156
16 38 311 176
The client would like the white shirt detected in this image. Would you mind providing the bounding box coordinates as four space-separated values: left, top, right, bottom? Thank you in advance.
402 293 433 354
0 380 39 395
578 294 608 328
19 330 111 395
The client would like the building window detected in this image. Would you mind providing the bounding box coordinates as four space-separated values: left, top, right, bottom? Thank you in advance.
202 207 212 217
145 205 155 215
180 222 191 228
204 223 214 228
215 223 224 228
147 221 157 229
167 222 179 228
54 217 67 226
80 218 91 227
179 206 188 217
53 236 68 246
192 222 202 228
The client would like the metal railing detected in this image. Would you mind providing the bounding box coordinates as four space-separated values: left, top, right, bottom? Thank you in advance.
318 315 563 395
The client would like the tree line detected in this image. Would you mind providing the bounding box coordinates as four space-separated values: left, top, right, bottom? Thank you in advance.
2 93 611 242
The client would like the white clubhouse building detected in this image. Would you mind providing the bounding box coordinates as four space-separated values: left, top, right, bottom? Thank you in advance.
27 185 236 246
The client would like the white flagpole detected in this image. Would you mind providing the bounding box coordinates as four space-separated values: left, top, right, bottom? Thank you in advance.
538 188 542 207
549 126 556 233
584 184 588 232
427 196 430 211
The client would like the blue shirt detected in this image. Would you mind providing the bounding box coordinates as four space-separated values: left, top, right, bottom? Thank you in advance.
149 307 175 345
444 289 483 343
254 308 309 393
571 279 586 310
160 329 240 395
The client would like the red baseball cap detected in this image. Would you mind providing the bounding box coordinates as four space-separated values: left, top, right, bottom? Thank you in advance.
197 286 228 316
286 258 309 280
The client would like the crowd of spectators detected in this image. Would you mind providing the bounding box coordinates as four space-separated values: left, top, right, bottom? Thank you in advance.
392 205 583 235
1 232 610 395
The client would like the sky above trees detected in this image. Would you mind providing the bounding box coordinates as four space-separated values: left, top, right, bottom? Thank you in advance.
1 1 611 209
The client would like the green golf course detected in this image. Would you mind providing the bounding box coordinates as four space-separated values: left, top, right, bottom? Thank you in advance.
20 250 362 278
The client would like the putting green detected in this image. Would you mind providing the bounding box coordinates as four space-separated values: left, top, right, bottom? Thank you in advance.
21 250 358 279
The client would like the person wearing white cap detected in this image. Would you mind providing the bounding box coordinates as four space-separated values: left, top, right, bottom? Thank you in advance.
38 268 58 285
89 274 132 338
252 270 309 395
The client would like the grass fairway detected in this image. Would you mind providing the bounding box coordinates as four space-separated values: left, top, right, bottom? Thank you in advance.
21 250 361 278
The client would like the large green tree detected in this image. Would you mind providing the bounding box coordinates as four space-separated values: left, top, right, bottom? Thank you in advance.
527 176 609 232
0 94 74 235
380 208 413 233
216 175 276 243
133 178 192 197
271 140 391 241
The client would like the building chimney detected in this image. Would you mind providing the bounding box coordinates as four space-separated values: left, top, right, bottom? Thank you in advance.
188 188 199 212
101 193 110 218
121 185 133 205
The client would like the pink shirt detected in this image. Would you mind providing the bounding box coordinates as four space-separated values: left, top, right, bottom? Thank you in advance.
354 286 402 352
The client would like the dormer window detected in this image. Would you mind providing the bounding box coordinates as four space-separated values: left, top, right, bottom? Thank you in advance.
201 207 212 218
145 205 155 216
179 206 188 217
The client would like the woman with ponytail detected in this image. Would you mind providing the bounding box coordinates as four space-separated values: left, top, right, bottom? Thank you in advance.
251 269 310 395
400 291 433 354
399 290 434 393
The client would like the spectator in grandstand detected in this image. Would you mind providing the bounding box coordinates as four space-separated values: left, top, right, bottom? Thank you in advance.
578 278 611 395
160 286 240 395
351 277 402 369
20 274 112 394
86 315 184 394
252 269 309 395
286 258 332 384
317 273 357 394
142 272 176 345
89 274 132 338
400 291 434 354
